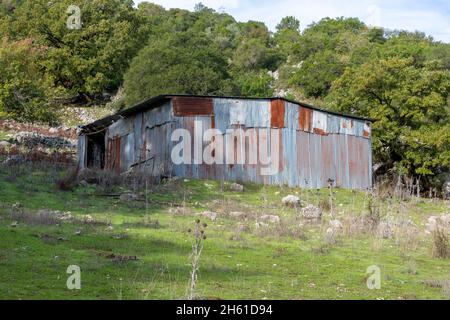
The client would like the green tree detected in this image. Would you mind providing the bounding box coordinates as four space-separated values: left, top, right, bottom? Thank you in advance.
328 57 450 177
234 71 274 97
0 38 56 123
282 17 372 99
290 50 345 97
274 16 301 57
123 31 233 105
232 38 280 71
3 0 146 100
276 16 300 33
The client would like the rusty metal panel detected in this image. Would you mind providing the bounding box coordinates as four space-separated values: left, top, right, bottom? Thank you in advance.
299 107 312 132
172 96 213 116
271 99 285 128
105 136 121 174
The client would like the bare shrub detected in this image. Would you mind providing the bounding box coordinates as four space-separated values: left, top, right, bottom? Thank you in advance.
432 227 449 259
211 199 257 221
10 206 60 226
311 243 331 255
318 199 331 213
373 179 395 200
4 174 17 183
78 168 124 192
405 260 417 275
254 217 305 240
422 279 447 288
123 216 161 229
56 168 78 191
366 195 381 232
77 168 100 184
230 227 243 241
443 280 450 300
423 279 450 298
324 228 336 244
72 214 110 227
394 225 420 254
371 236 384 252
341 215 366 238
2 147 76 167
169 207 191 216
275 219 306 239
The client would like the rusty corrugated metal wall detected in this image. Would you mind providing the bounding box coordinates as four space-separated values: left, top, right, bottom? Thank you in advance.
79 97 373 189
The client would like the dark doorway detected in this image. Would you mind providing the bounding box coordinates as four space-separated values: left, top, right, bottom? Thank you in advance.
86 132 105 169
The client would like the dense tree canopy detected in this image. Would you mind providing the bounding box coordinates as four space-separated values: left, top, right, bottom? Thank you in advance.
0 0 449 182
124 30 234 105
0 38 56 123
2 0 146 99
328 57 450 176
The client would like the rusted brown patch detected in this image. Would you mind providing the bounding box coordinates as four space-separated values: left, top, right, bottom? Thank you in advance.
173 97 214 116
211 115 215 129
105 137 121 174
313 128 328 136
271 99 285 128
363 123 371 138
299 107 312 132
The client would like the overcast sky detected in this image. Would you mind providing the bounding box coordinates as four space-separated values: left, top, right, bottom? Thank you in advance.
134 0 450 43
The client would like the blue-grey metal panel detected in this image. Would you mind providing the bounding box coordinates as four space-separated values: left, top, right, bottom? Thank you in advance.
284 102 300 131
213 98 270 132
77 135 86 169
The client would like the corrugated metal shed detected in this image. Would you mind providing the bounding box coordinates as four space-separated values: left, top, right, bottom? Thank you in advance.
78 95 374 189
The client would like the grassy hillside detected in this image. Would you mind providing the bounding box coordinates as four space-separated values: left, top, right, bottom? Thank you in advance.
0 163 448 300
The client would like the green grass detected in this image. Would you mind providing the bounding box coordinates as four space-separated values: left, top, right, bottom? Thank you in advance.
0 164 448 300
0 131 11 141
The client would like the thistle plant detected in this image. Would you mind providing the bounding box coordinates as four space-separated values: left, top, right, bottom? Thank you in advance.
187 219 207 300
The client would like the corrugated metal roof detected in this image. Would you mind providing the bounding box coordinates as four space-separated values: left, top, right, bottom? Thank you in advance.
79 94 375 134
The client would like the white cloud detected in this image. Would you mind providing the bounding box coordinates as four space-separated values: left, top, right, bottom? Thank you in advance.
134 0 450 42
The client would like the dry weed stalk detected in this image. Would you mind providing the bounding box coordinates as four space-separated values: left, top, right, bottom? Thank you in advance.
432 226 449 259
187 219 207 300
